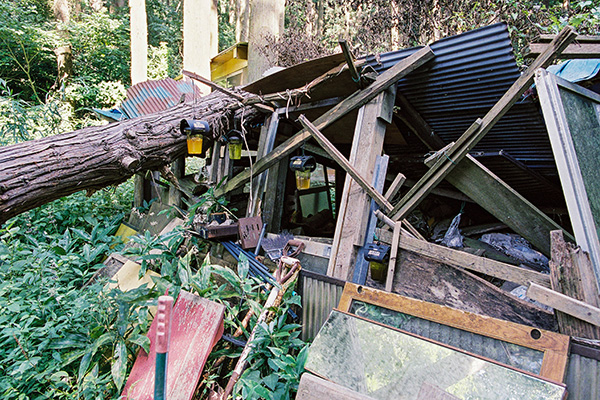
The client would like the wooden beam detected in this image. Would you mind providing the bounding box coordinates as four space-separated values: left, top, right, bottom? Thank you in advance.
297 373 376 400
385 222 402 292
247 112 279 217
390 120 482 220
384 172 406 201
549 230 600 339
389 26 577 222
526 43 600 59
376 228 551 288
528 282 600 327
298 99 393 281
297 114 393 213
339 39 362 87
182 69 274 113
425 153 573 257
214 45 434 198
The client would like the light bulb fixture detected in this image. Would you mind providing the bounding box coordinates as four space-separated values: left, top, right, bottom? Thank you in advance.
180 119 210 156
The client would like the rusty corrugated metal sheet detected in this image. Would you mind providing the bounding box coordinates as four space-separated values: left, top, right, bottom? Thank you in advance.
121 78 197 118
299 270 345 341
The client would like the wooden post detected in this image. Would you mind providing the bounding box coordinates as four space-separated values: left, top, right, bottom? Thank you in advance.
168 157 184 207
385 222 402 292
263 156 289 233
247 112 279 217
320 87 395 280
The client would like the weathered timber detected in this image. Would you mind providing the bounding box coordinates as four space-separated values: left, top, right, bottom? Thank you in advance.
425 154 573 257
385 222 402 292
298 114 392 213
390 26 577 222
526 43 600 58
367 244 557 331
384 172 406 201
339 39 362 88
213 45 434 198
528 283 600 327
396 88 569 255
549 230 600 339
0 91 256 224
376 228 551 288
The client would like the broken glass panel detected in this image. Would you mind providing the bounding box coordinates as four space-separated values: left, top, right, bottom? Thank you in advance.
306 311 566 400
349 300 544 375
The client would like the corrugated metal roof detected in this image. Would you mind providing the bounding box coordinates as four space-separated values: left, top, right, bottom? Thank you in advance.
364 23 559 177
299 270 345 341
121 78 197 118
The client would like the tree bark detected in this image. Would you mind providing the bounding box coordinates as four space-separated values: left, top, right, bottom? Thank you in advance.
247 0 285 82
0 91 258 225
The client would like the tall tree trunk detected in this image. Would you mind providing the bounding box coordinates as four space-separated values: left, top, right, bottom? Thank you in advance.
390 0 400 51
53 0 72 88
183 0 218 93
130 0 148 85
236 0 250 42
247 0 285 82
0 92 257 225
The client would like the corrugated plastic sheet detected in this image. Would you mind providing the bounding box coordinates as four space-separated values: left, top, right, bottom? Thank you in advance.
121 78 197 118
299 270 345 341
364 23 558 176
566 353 600 400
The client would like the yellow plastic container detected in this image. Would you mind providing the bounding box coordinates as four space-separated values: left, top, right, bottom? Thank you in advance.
187 135 203 155
229 141 242 160
295 170 311 190
369 261 387 282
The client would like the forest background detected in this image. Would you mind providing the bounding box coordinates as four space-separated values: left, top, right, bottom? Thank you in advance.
1 1 600 399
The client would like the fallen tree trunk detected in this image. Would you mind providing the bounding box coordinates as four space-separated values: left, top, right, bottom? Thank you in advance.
0 90 258 225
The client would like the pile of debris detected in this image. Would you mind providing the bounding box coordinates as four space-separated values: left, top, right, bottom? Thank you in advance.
23 21 600 399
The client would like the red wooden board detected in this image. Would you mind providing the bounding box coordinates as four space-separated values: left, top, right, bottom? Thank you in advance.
122 291 225 400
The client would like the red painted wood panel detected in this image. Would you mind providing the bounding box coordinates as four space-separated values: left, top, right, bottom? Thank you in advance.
122 291 225 400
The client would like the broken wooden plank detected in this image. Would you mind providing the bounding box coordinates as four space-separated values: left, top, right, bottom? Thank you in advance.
298 114 393 213
375 228 551 288
299 107 393 281
385 222 402 292
526 42 600 59
296 373 376 400
549 230 600 339
394 88 569 256
528 282 600 327
384 172 406 201
425 153 573 257
390 26 577 222
390 120 481 221
247 112 279 217
122 291 225 400
214 45 434 198
368 236 557 331
338 282 570 382
352 155 389 284
339 39 362 87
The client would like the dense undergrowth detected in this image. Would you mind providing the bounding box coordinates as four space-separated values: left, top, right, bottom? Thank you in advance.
0 181 306 399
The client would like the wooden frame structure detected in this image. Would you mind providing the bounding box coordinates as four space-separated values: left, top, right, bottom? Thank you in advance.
337 282 570 382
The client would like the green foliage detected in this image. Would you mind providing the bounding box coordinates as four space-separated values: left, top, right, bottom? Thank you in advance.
0 181 141 399
67 11 131 86
236 291 308 400
147 0 183 76
0 1 58 103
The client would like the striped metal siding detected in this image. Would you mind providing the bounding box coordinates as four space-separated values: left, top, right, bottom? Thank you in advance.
121 78 197 118
566 353 600 400
364 23 558 176
300 270 345 341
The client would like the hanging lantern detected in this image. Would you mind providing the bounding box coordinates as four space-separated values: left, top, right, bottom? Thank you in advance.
364 242 390 282
180 119 210 156
289 155 316 190
228 131 243 160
